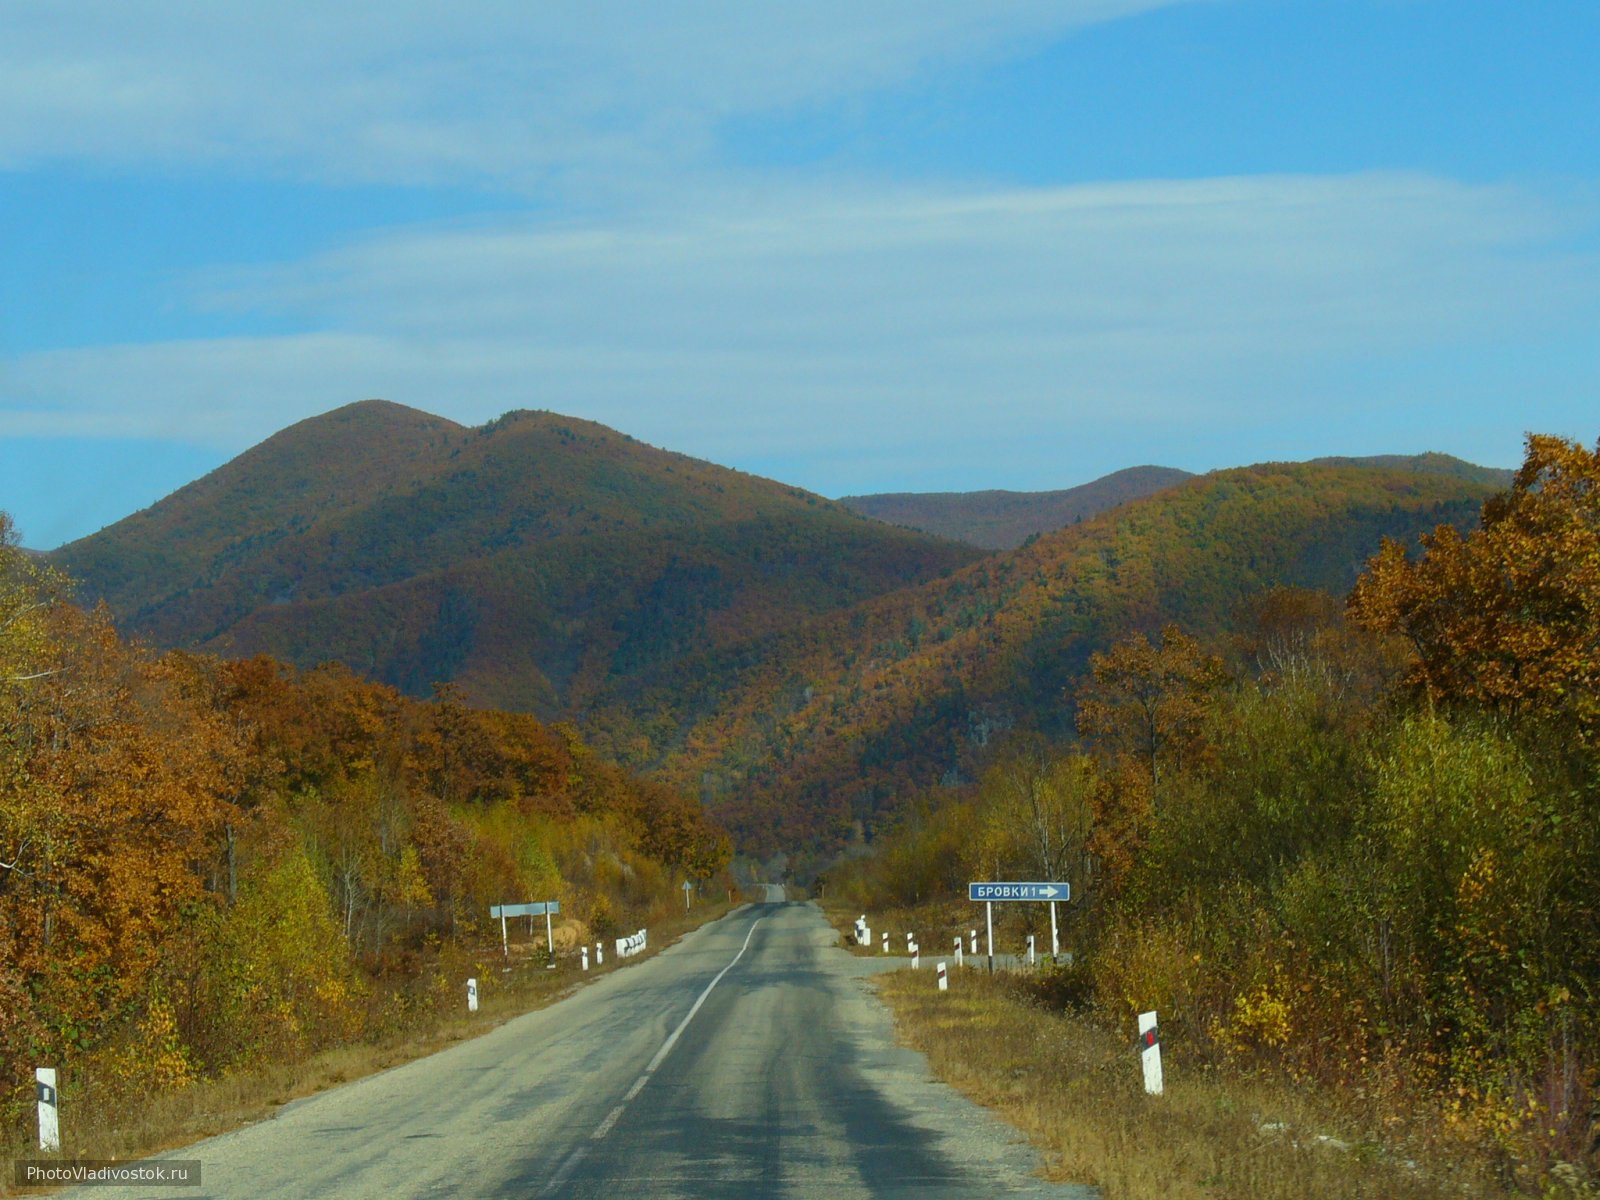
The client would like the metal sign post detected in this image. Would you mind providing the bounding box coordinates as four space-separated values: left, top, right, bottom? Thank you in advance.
682 880 692 911
986 902 993 973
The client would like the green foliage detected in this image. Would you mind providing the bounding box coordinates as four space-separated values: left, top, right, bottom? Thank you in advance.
838 438 1600 1185
199 843 364 1070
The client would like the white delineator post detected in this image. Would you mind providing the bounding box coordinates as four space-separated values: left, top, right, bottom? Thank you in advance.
911 942 920 970
467 978 478 1012
36 1067 59 1152
1027 934 1035 966
1138 1011 1163 1095
937 961 948 992
954 936 963 968
596 942 604 965
881 931 888 954
581 946 590 971
969 930 977 955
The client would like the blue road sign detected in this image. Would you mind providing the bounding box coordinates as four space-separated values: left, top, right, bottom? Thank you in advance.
968 881 1070 902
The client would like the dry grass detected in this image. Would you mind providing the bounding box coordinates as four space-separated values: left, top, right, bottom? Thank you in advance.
875 965 1529 1200
1 896 750 1192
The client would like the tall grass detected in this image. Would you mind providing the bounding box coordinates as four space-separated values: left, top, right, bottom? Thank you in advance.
875 965 1532 1200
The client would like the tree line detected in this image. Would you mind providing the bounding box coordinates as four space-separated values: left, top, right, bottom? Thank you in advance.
830 434 1600 1184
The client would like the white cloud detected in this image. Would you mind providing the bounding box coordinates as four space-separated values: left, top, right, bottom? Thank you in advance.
5 171 1595 491
0 1 1190 186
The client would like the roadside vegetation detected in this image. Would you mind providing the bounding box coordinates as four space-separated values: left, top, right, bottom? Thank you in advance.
827 434 1600 1197
0 894 745 1188
0 528 733 1167
877 965 1514 1200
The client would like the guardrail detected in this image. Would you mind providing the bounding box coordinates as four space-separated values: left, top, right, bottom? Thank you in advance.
615 929 648 958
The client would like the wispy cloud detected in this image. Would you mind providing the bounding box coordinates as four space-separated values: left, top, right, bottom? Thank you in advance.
0 1 1190 187
7 172 1595 488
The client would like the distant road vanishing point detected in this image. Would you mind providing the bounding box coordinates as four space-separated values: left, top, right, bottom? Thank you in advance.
67 896 1093 1199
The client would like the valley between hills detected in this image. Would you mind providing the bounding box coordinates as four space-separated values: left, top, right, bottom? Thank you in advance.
12 401 1600 1197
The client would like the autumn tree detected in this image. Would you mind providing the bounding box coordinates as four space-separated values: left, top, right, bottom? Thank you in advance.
1075 624 1230 808
974 740 1096 890
1349 434 1600 736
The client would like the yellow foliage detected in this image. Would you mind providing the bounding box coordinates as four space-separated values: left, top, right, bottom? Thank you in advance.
1212 966 1294 1057
99 992 195 1095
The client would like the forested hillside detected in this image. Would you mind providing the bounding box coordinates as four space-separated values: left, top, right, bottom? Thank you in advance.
627 462 1500 857
0 514 728 1129
48 403 1509 870
52 402 980 715
830 434 1600 1192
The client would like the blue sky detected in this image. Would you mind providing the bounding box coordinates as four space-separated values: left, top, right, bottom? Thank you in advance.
3 0 1597 548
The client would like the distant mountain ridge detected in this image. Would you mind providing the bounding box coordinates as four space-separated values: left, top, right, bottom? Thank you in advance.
839 454 1511 550
838 466 1193 549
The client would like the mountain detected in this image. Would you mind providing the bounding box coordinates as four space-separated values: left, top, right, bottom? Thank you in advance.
51 401 982 716
613 461 1503 855
838 466 1192 549
53 407 1511 860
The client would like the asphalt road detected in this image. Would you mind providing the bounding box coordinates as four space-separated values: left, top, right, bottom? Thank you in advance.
63 891 1093 1199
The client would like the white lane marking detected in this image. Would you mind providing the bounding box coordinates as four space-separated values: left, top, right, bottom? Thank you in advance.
545 914 768 1182
645 916 765 1075
538 1147 587 1197
591 1105 626 1140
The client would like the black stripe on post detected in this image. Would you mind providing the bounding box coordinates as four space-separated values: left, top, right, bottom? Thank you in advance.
1139 1027 1159 1052
36 1083 55 1106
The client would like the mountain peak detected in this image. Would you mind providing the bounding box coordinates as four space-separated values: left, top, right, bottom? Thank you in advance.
51 402 979 714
